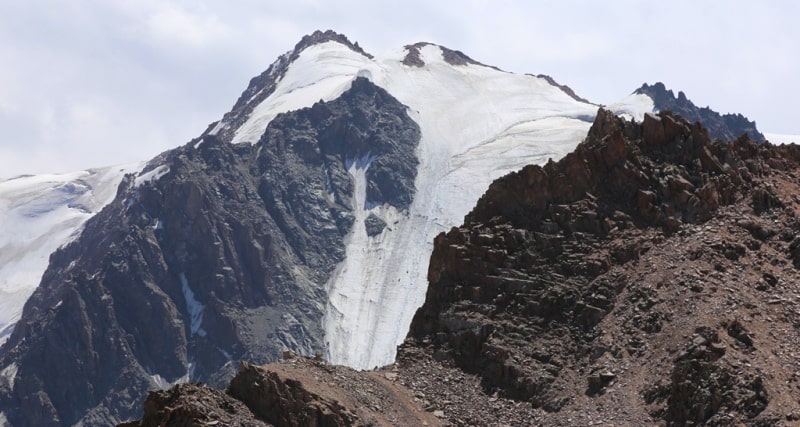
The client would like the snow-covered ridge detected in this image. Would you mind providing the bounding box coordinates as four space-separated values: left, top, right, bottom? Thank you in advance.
0 162 143 346
216 39 599 369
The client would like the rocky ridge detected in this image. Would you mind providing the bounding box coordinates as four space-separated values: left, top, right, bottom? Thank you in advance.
121 355 439 427
408 108 800 425
636 82 766 142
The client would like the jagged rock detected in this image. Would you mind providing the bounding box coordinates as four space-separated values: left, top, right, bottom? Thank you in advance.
364 213 387 236
636 82 766 142
751 183 784 213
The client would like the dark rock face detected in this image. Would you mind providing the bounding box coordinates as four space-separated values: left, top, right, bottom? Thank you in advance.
636 82 765 142
0 78 419 426
364 213 387 237
408 109 800 422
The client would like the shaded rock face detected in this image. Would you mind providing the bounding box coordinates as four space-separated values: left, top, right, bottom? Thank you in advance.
0 77 419 426
408 109 800 423
636 82 765 142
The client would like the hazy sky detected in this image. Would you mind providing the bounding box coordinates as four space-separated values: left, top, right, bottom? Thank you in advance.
0 0 797 178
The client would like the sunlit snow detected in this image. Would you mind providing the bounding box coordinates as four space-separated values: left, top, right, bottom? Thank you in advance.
180 272 207 337
608 92 655 122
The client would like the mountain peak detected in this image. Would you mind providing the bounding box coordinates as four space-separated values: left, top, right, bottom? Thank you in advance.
293 30 373 59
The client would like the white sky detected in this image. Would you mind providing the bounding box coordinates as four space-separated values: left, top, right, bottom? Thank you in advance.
0 0 797 178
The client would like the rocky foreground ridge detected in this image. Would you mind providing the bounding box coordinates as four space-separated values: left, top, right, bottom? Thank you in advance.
123 109 800 426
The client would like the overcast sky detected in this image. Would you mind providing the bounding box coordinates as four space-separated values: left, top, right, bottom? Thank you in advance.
0 0 797 178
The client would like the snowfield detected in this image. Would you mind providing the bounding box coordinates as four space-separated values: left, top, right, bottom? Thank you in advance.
0 163 142 346
222 41 600 369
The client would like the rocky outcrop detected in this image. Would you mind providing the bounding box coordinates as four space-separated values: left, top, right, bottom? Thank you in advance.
227 362 357 426
536 74 593 104
0 77 419 426
122 383 270 427
636 82 766 142
123 357 438 427
402 42 498 69
407 109 800 424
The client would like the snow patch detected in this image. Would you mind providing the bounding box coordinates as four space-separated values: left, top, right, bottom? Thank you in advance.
208 120 226 136
149 374 172 390
180 273 207 337
608 92 655 122
134 164 169 188
0 411 8 427
0 363 17 389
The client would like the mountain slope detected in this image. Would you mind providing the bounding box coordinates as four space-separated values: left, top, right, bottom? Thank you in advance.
192 31 599 370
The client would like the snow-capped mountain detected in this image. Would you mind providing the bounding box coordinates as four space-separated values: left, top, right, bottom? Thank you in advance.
0 30 776 426
208 37 598 370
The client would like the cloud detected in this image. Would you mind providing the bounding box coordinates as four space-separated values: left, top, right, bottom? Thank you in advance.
0 0 797 179
140 3 233 50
